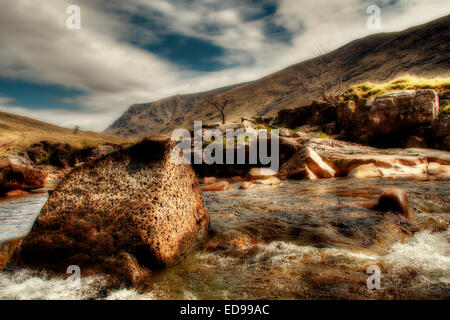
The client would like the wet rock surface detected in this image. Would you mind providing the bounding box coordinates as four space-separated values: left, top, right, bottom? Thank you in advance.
16 136 210 281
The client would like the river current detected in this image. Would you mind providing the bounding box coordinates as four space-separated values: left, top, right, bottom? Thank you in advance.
0 178 449 299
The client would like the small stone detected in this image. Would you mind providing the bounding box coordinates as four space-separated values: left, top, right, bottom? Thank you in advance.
5 189 29 197
240 181 257 190
251 176 281 186
248 168 277 180
377 188 411 219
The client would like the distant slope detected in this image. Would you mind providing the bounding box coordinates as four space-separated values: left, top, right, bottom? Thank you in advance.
105 83 246 138
0 111 133 155
107 14 450 136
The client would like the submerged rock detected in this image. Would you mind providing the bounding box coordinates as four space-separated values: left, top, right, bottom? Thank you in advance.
202 181 231 191
16 136 209 281
376 189 411 219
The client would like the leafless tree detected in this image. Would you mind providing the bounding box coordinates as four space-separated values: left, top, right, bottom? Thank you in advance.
207 95 233 124
307 47 346 106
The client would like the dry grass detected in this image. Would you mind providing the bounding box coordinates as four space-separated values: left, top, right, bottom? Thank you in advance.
0 111 137 155
343 76 450 100
440 104 450 118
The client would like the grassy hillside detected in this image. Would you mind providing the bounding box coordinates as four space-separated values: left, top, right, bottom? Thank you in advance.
0 111 136 155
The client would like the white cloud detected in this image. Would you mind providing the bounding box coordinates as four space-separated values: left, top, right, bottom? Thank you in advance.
0 0 449 131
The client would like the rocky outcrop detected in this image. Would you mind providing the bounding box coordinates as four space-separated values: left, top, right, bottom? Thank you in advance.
366 90 439 139
16 136 209 282
0 155 48 194
278 146 335 179
277 138 450 180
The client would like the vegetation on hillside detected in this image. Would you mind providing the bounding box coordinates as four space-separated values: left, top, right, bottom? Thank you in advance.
343 76 450 100
440 104 450 118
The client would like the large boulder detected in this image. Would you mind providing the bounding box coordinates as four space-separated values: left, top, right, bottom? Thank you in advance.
367 89 439 139
0 155 48 193
16 136 209 280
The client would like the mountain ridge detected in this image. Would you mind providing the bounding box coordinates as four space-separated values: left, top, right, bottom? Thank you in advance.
106 14 450 137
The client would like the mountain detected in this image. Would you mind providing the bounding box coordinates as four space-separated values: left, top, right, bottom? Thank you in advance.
106 15 450 137
104 84 245 137
0 111 133 155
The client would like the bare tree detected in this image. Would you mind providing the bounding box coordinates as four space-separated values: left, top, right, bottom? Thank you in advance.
307 47 346 106
207 95 233 124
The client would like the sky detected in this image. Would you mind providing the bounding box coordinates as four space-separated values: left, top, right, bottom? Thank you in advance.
0 0 449 131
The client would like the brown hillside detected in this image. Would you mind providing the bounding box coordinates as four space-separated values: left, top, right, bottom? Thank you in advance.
106 15 450 136
0 111 134 155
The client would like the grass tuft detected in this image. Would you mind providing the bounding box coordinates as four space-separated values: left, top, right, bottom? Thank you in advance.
343 76 450 100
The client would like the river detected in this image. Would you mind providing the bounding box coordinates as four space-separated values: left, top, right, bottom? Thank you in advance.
0 178 449 299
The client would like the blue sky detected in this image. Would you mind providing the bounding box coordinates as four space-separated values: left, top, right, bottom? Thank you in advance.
0 0 449 131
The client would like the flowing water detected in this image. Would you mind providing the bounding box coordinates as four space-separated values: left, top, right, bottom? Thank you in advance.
0 178 449 299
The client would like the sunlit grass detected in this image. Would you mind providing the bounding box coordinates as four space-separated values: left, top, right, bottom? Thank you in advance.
343 76 450 100
440 104 450 118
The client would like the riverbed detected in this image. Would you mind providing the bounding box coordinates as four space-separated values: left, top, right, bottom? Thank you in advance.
0 178 449 299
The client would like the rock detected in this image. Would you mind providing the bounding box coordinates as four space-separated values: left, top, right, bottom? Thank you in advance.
302 138 447 177
240 181 257 190
367 90 439 139
5 189 29 197
202 181 230 191
0 239 22 270
241 120 255 130
278 128 292 137
336 101 357 133
251 176 281 186
322 122 336 135
0 155 48 193
217 122 242 134
438 91 450 108
406 136 427 148
230 176 247 182
347 163 382 178
200 176 216 184
278 147 335 179
248 168 278 180
279 137 302 162
17 136 209 278
427 162 450 179
442 135 450 151
376 189 411 219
